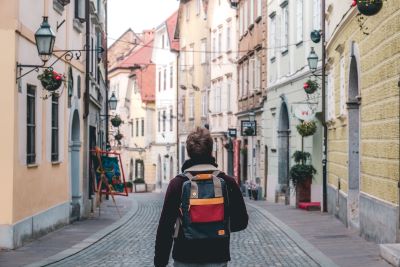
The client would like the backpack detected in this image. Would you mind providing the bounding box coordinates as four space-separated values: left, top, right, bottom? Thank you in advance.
174 164 230 240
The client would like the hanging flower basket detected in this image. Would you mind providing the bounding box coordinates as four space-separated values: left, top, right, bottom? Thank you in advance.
37 68 64 92
114 132 123 141
296 120 317 137
356 0 383 16
303 79 319 94
111 115 123 127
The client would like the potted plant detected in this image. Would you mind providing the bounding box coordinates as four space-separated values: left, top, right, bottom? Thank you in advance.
303 79 319 94
290 151 317 206
133 178 146 192
114 132 123 141
37 68 64 91
111 115 123 127
355 0 383 16
125 181 133 193
296 120 317 137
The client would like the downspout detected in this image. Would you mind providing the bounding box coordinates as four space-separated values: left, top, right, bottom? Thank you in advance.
176 53 180 174
321 0 328 212
84 0 90 118
105 0 109 145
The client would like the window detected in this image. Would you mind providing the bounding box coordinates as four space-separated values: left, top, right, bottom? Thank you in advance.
340 57 346 115
189 94 194 119
141 118 144 136
218 31 222 55
158 71 161 91
196 0 201 15
162 34 165 49
227 79 231 112
201 39 207 64
201 93 207 117
269 14 276 59
163 68 167 90
51 95 59 162
313 0 321 30
226 24 231 51
136 119 139 136
239 5 244 36
189 44 194 68
215 84 221 113
74 0 85 21
27 85 36 164
255 55 261 90
135 160 144 179
249 58 255 94
244 1 248 30
170 65 173 88
239 65 244 97
327 71 335 120
162 110 166 132
282 4 289 52
170 109 173 131
131 122 134 137
296 0 303 43
250 0 254 24
180 47 186 70
77 75 81 98
158 111 161 132
212 36 216 59
186 3 190 21
257 0 262 18
180 96 186 120
244 62 249 96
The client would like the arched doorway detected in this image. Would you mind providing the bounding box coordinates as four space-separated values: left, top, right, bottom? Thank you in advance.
70 110 81 220
347 46 361 229
278 102 290 202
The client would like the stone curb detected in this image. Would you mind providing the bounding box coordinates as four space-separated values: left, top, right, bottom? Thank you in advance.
246 202 339 267
25 198 139 267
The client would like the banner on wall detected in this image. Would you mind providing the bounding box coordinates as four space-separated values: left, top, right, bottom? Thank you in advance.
233 139 241 184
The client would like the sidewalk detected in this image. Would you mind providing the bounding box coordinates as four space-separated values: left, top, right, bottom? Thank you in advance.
249 199 391 267
0 195 133 267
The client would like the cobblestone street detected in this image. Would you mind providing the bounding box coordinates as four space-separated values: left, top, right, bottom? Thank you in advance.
43 193 326 267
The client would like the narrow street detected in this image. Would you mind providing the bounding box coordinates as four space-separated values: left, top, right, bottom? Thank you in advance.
28 194 328 267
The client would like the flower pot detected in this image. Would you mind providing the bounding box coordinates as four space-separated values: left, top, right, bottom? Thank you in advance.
41 79 63 92
127 187 133 193
134 183 147 193
296 121 317 137
111 117 122 127
303 80 318 94
296 177 312 207
357 0 383 16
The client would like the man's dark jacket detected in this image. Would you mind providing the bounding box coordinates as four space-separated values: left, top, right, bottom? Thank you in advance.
154 158 248 267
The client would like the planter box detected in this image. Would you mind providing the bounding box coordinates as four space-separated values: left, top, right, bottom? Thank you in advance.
296 178 312 207
134 183 147 193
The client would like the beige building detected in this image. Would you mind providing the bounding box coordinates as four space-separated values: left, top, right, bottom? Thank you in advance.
325 1 399 243
0 0 100 248
176 0 211 167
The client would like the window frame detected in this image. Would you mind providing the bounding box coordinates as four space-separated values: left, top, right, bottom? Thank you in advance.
27 85 36 165
51 95 59 162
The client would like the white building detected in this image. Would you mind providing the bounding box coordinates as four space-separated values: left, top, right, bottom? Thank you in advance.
152 11 180 191
263 0 323 205
208 0 238 175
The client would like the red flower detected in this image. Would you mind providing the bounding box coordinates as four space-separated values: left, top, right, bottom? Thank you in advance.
352 0 357 7
303 82 310 89
55 75 62 81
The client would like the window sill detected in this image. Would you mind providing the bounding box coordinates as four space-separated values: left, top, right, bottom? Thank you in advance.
248 24 254 31
244 30 249 37
73 19 84 33
217 55 223 60
53 0 64 15
255 16 262 24
281 49 289 56
27 163 38 168
270 56 276 63
52 161 62 165
270 148 277 153
226 50 232 55
296 41 303 47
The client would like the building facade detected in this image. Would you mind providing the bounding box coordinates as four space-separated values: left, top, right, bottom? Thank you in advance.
325 1 399 243
0 0 108 248
176 0 211 168
236 0 267 190
208 0 238 176
152 11 180 191
263 0 324 205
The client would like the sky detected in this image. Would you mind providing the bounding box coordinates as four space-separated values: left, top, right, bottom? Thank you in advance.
108 0 180 45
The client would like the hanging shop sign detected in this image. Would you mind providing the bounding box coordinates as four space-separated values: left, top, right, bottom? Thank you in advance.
228 128 237 138
294 104 316 121
241 120 257 136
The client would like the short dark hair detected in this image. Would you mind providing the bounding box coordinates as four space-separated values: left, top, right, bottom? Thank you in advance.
186 127 213 159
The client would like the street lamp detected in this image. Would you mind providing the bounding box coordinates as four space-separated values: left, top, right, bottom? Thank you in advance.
34 17 56 63
307 47 319 72
108 92 118 111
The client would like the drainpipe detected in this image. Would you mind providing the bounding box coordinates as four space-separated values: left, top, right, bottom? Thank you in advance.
321 0 328 212
105 0 109 145
84 0 90 119
176 54 180 174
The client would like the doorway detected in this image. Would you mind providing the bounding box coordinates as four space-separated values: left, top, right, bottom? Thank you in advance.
264 145 268 199
347 50 361 229
157 155 162 190
70 110 80 220
278 102 290 197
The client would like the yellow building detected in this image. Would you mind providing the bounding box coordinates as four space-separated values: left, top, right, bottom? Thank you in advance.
176 0 211 166
325 1 399 243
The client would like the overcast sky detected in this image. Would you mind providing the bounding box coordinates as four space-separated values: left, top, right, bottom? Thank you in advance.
108 0 179 45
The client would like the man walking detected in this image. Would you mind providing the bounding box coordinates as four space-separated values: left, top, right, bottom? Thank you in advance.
154 127 248 267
